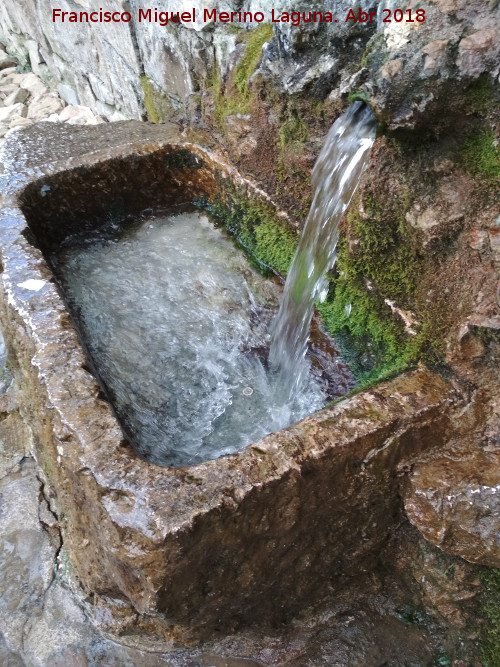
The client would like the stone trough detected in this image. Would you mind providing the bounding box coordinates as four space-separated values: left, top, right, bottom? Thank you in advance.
0 121 460 643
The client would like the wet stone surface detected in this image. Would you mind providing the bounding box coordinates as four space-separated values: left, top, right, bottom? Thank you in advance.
0 364 445 665
0 413 446 666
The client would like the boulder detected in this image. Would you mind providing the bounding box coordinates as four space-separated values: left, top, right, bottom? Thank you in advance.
19 72 49 98
58 105 102 125
3 88 29 106
403 451 500 567
0 103 27 123
27 94 64 120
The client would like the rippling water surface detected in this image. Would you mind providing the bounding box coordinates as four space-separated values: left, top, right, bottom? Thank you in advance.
57 212 329 466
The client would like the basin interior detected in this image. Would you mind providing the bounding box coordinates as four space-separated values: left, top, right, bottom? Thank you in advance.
19 146 354 466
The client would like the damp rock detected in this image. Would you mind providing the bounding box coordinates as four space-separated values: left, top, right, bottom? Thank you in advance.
403 453 500 567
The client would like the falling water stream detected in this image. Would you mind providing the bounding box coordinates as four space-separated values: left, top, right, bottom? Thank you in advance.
269 102 377 399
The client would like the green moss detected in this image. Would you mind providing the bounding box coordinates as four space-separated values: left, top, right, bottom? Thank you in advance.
478 567 500 666
195 190 298 277
465 76 498 116
316 272 419 386
140 76 174 123
462 130 500 180
254 219 297 275
234 24 273 99
316 193 425 384
348 90 371 105
209 24 273 130
311 98 327 118
209 61 251 130
348 195 418 301
278 115 309 150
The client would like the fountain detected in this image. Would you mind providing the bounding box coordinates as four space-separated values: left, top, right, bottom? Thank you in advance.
55 210 327 467
43 103 376 468
0 120 456 642
270 102 377 399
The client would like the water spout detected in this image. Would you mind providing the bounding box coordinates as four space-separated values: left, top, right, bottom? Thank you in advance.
269 102 377 399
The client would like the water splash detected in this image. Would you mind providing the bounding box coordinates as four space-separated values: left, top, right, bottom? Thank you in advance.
56 212 331 467
269 102 377 399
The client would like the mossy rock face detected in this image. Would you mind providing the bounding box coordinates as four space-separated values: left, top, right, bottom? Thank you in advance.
195 186 298 278
208 24 273 131
316 186 424 385
462 130 500 181
141 76 175 123
479 567 500 667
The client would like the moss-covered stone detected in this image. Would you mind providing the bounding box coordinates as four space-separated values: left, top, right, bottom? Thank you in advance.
360 32 387 69
464 75 499 116
140 76 175 123
316 191 425 384
233 24 273 99
348 90 372 106
195 188 298 277
478 567 500 667
462 130 500 180
278 114 309 150
275 111 311 210
209 24 273 130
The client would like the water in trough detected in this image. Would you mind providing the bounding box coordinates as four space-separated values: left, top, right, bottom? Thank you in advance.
55 102 375 467
57 212 330 466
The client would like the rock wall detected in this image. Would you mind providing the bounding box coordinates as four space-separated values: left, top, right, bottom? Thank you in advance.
0 0 142 120
1 1 498 123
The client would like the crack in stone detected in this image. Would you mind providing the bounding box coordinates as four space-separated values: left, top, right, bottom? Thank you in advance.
16 468 65 655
